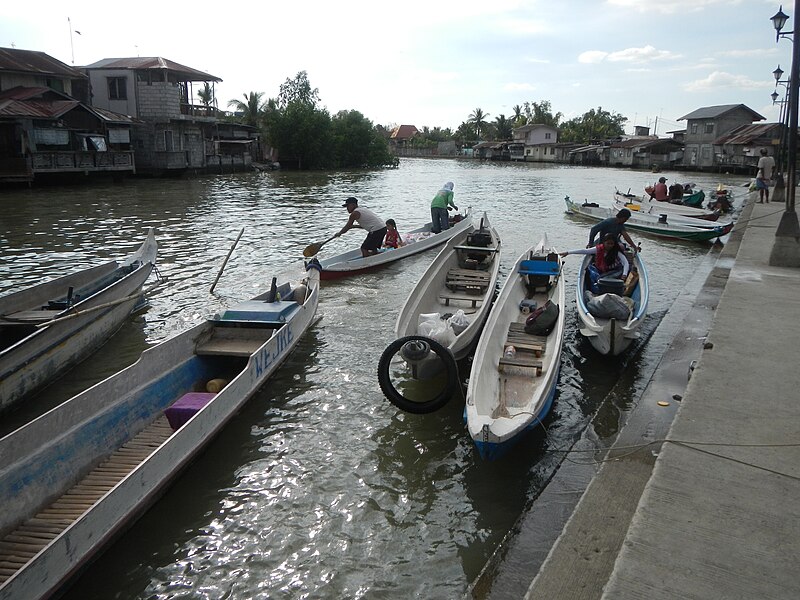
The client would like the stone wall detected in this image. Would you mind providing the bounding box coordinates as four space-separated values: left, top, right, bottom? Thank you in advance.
137 82 181 119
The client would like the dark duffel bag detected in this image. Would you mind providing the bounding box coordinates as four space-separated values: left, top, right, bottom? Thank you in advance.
524 299 559 336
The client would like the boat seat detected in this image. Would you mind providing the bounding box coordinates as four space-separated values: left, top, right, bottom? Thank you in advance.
2 309 63 324
520 257 559 294
507 322 547 358
438 292 482 310
195 326 274 357
445 268 490 293
498 355 543 376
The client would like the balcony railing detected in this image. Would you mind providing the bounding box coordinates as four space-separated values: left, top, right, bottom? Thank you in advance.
31 151 135 173
180 103 223 118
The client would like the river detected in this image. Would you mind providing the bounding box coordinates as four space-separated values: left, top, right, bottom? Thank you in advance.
0 159 745 599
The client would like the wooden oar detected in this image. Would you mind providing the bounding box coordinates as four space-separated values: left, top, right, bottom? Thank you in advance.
210 227 245 293
303 233 338 258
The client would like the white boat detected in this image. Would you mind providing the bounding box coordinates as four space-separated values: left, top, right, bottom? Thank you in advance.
318 208 474 279
0 262 321 600
575 251 649 356
565 197 734 243
379 213 501 413
465 236 565 460
613 192 722 221
0 228 158 413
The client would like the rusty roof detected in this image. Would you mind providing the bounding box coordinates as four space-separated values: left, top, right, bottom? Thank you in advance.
390 124 419 139
83 56 221 82
0 47 86 79
713 123 782 145
0 98 79 119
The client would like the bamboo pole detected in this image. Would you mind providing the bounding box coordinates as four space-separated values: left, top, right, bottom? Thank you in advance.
210 227 245 293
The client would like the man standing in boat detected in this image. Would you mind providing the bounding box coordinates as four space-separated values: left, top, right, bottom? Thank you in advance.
430 182 458 233
587 208 637 250
336 197 388 257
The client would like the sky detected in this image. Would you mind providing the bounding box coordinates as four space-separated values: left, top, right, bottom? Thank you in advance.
1 0 794 135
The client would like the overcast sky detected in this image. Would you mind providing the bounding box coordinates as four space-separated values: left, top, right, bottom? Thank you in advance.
1 0 792 134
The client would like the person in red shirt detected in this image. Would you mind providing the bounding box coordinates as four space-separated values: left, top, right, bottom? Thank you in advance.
652 176 669 201
383 219 405 249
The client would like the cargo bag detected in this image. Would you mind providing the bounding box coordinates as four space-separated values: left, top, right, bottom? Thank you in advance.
524 299 559 335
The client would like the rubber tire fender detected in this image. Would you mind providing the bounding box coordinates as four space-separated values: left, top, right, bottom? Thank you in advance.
377 335 458 414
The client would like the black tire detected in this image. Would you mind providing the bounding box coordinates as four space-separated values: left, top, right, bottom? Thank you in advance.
377 335 458 414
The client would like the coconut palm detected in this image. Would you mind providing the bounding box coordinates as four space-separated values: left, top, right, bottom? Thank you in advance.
512 104 525 126
469 108 490 140
494 114 513 140
197 83 214 108
227 91 266 127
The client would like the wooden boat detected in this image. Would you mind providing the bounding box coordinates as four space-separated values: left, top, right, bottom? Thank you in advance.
318 208 473 279
0 228 158 414
378 214 502 413
465 236 565 460
564 197 734 243
575 251 649 356
644 185 705 207
613 192 721 221
0 261 321 600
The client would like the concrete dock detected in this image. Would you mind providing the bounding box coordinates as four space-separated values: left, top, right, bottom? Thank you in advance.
524 197 800 599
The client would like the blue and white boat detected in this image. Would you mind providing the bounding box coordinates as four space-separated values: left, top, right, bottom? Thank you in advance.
465 236 565 460
0 262 321 600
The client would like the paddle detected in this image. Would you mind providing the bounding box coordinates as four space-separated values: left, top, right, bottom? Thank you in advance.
303 233 338 258
210 227 245 293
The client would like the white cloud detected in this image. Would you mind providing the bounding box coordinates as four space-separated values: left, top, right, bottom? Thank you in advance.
579 45 679 64
606 0 740 15
579 51 609 64
525 57 551 64
717 48 779 58
504 82 536 91
683 71 773 92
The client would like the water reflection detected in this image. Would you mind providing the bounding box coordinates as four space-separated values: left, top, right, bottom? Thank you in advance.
0 160 741 599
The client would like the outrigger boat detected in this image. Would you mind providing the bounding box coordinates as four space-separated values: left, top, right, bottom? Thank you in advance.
378 213 501 413
565 197 733 243
318 208 473 279
465 236 565 460
0 228 158 414
0 261 321 600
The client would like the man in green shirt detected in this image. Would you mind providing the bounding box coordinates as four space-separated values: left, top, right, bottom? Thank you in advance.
431 182 457 233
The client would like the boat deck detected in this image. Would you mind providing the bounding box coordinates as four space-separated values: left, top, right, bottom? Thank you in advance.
498 322 545 376
0 416 173 585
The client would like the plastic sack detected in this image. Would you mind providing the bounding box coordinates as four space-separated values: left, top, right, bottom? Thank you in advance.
417 313 456 346
447 310 470 336
584 291 634 320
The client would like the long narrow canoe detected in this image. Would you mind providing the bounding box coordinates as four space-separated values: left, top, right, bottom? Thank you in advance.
466 236 565 460
395 212 501 362
565 197 733 242
318 208 474 279
613 192 721 221
0 228 158 413
0 262 321 600
575 252 649 356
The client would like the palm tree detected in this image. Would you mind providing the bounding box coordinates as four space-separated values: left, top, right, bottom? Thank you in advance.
197 83 214 108
469 107 490 140
494 114 513 140
512 104 524 126
227 91 266 127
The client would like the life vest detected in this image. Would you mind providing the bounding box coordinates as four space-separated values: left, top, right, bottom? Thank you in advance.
594 244 619 273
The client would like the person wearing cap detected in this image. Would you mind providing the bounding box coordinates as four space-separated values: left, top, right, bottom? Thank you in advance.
756 148 775 203
652 176 669 201
430 181 457 233
561 233 630 293
336 197 387 257
587 208 637 250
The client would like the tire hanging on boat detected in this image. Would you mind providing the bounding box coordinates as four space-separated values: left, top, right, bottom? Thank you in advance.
377 335 459 414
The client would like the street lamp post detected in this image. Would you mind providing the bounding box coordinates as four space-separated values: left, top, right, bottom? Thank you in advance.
769 2 800 267
771 70 789 203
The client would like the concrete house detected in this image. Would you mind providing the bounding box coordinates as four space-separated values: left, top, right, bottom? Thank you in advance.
608 137 684 169
0 47 136 183
678 104 765 170
83 57 254 175
711 123 783 172
509 124 558 162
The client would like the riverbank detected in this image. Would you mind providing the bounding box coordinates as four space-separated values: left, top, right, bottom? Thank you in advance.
523 195 800 599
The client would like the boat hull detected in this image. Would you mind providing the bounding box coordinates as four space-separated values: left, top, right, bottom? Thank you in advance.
0 229 158 413
465 238 565 460
319 209 474 278
0 266 320 600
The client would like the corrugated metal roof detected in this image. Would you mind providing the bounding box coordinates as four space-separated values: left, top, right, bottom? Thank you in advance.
0 98 78 118
678 104 765 121
82 56 221 82
0 47 86 79
390 124 419 139
713 123 782 145
90 106 140 124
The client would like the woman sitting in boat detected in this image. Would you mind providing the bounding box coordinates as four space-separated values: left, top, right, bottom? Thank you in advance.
561 233 629 293
383 219 405 249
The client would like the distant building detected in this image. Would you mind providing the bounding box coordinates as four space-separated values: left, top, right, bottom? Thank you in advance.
389 125 419 148
0 47 136 183
509 123 558 162
608 137 683 169
712 123 783 172
678 104 765 169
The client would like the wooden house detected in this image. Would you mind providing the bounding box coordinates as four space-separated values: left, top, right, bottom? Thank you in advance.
678 104 765 169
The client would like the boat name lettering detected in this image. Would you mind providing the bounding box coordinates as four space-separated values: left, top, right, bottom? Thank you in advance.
254 326 294 378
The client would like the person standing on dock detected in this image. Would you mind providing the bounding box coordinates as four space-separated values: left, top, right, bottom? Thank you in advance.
756 148 775 204
336 197 387 257
587 208 637 250
430 182 457 233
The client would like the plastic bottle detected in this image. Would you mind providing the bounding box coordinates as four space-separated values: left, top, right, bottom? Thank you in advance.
504 345 516 358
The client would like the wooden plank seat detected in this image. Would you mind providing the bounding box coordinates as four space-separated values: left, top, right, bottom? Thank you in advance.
498 354 543 375
195 325 275 357
452 245 499 253
439 291 484 309
445 268 491 293
1 309 62 324
507 322 547 358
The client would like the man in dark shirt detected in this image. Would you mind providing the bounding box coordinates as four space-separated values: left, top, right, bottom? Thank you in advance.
588 209 637 249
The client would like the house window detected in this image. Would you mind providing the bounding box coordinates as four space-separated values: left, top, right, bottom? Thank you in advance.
705 122 714 134
164 130 174 152
691 123 698 135
550 148 555 155
545 132 551 139
108 77 127 100
702 146 711 159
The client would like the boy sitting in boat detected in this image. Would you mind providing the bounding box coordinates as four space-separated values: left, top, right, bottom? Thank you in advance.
383 219 405 249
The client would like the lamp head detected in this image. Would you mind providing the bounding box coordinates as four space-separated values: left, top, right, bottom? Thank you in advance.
772 5 790 39
774 65 785 82
772 91 780 103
